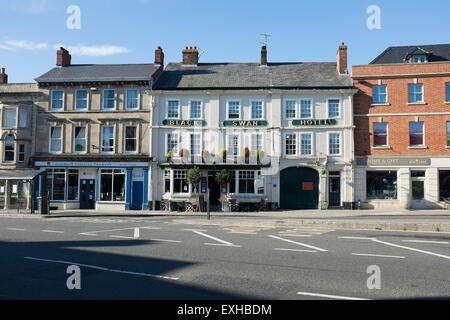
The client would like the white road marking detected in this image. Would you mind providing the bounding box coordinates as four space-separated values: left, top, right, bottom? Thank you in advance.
150 238 182 243
296 291 370 300
351 253 405 259
24 256 179 281
402 240 449 244
339 236 374 240
7 228 26 231
189 230 240 247
42 230 64 234
227 232 257 235
80 226 158 236
279 234 313 237
109 235 136 239
372 239 450 260
134 228 139 239
204 243 242 248
274 248 317 253
268 235 328 252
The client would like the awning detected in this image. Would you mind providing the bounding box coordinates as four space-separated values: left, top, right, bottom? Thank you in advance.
0 169 43 180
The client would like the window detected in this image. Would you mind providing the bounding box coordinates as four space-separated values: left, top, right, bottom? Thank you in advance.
251 101 263 119
47 169 65 201
285 133 297 155
446 83 450 102
164 170 171 193
439 170 450 201
75 90 88 110
251 134 263 153
227 101 240 119
124 126 137 153
101 126 114 153
5 109 16 128
73 126 86 153
126 89 138 109
285 100 296 119
409 56 427 63
18 144 25 162
4 135 14 162
409 122 424 146
102 90 115 109
329 133 341 155
228 135 239 156
408 84 423 103
189 100 202 119
190 134 201 156
300 133 312 155
373 123 388 146
67 169 79 201
173 170 188 193
300 100 312 119
19 110 27 128
328 99 340 118
100 169 126 201
51 90 63 110
447 122 450 146
167 100 179 119
167 133 179 155
238 170 255 194
366 171 397 200
373 85 387 104
49 126 62 153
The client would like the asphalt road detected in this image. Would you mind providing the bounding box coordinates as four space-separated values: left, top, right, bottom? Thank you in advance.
0 215 449 300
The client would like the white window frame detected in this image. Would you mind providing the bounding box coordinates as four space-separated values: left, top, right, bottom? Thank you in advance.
3 134 15 163
166 99 181 119
189 133 202 156
328 132 342 156
125 89 139 110
226 133 241 156
372 85 388 104
166 132 180 156
327 98 341 119
226 100 241 120
102 89 116 110
51 90 64 111
299 132 314 155
188 99 203 120
250 132 265 153
250 99 264 120
100 125 115 154
409 121 425 147
373 122 389 147
124 125 138 153
73 126 87 154
284 99 297 120
408 83 424 103
49 126 62 154
299 98 314 119
98 168 127 203
283 132 298 156
75 89 88 110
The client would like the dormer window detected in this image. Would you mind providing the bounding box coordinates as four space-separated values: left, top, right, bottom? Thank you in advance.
409 55 427 63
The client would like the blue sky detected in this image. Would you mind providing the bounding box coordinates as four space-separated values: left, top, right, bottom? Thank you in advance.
0 0 449 83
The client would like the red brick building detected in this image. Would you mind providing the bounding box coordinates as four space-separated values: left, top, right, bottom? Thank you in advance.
352 44 450 209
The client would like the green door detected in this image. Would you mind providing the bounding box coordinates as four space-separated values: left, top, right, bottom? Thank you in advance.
280 167 319 209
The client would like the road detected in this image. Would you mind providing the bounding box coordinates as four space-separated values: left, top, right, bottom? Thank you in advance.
0 215 449 299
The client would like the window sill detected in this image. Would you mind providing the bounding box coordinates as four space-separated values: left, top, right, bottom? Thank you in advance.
408 145 428 149
407 102 427 106
372 145 391 150
371 103 390 106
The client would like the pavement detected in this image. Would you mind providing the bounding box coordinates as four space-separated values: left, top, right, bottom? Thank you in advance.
2 208 450 233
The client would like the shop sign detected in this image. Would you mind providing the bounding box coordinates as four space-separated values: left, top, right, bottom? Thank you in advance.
292 119 337 126
162 119 206 126
223 120 268 127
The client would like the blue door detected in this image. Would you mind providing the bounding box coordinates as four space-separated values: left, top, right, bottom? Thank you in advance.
80 179 95 209
131 181 143 210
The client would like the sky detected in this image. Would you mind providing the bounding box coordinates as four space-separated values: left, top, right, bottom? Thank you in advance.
0 0 449 83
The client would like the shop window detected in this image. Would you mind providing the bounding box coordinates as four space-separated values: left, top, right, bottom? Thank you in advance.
238 170 255 194
4 135 15 162
47 169 65 201
100 169 126 201
366 171 397 200
439 170 450 201
173 170 188 193
164 170 171 193
67 169 79 201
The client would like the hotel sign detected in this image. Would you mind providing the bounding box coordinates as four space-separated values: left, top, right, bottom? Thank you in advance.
223 120 268 127
292 119 337 126
162 119 207 126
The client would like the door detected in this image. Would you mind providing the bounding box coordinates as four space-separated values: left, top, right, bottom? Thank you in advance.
131 181 143 210
411 170 426 209
207 171 221 206
280 167 319 209
80 179 95 209
328 173 341 207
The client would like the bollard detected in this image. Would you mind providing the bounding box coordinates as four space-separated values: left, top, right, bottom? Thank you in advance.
206 188 210 220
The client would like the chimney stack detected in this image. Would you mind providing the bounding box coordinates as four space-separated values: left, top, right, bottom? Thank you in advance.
182 46 199 65
57 47 71 66
337 42 348 74
155 46 164 65
0 68 7 84
261 45 267 65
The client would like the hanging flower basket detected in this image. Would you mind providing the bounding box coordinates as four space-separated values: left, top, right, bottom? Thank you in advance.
218 148 227 162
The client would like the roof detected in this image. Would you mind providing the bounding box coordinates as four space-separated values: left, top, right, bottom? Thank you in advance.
35 64 162 83
0 169 43 180
370 44 450 64
153 62 353 90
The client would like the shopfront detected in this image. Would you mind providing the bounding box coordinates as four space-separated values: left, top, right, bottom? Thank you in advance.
34 161 149 211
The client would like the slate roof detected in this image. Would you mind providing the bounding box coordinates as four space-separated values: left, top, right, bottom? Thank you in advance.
35 64 161 83
153 62 353 90
370 44 450 64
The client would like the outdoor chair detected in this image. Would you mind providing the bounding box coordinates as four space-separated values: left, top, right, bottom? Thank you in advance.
160 199 169 211
256 198 269 211
227 197 239 212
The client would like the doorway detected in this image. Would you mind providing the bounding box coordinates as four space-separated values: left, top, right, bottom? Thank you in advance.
80 179 95 209
328 172 341 207
207 171 221 210
280 167 319 209
131 181 143 210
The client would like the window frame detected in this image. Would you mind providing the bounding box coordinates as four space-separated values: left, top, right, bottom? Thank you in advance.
284 99 297 120
3 134 15 163
166 132 180 155
299 99 313 119
19 109 27 128
188 99 203 120
250 132 265 153
328 132 342 156
250 99 264 120
125 89 139 110
189 133 202 156
372 85 387 104
50 90 64 110
75 89 88 110
4 108 17 128
226 100 241 120
299 132 314 155
408 84 424 103
409 121 425 147
73 126 87 154
327 98 341 119
226 133 240 156
100 125 115 154
373 122 388 147
49 126 62 154
18 144 25 163
99 168 126 203
124 125 138 153
284 132 297 156
102 89 116 110
166 99 181 120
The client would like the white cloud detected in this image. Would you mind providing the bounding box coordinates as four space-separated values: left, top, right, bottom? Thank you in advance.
10 0 53 14
0 44 14 51
53 44 130 56
5 40 48 51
